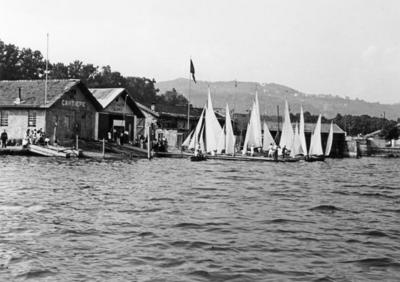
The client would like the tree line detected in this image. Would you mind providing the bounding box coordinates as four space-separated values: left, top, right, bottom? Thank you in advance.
1 39 398 139
0 39 188 106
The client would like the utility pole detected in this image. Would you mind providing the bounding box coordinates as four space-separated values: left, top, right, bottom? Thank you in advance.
45 33 49 105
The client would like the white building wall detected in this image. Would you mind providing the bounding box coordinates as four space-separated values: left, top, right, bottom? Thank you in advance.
0 109 45 141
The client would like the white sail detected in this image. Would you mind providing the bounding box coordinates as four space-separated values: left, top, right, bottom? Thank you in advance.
199 126 205 153
290 122 302 157
325 121 334 156
254 92 262 146
244 99 262 149
279 100 294 151
188 107 205 150
299 105 307 155
225 104 236 155
309 114 323 156
217 125 225 154
205 88 223 153
262 121 275 151
182 130 193 147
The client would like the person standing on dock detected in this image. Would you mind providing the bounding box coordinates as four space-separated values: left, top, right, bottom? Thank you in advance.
1 130 8 148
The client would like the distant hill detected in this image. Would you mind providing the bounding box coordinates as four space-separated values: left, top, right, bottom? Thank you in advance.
156 78 400 120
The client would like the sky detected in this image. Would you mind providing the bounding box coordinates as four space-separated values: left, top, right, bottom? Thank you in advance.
1 0 400 103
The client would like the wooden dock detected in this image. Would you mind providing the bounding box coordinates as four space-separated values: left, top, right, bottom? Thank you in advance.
0 146 30 155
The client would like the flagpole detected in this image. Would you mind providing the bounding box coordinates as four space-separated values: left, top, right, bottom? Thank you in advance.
276 105 280 143
187 70 191 130
45 33 49 105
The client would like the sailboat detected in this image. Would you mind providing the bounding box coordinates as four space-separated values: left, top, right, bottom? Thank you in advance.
279 100 294 156
190 126 207 161
325 121 333 157
242 93 262 155
290 122 303 158
262 121 275 152
205 88 224 155
188 107 205 150
182 130 194 148
189 89 300 163
225 104 236 155
306 114 325 162
299 106 307 156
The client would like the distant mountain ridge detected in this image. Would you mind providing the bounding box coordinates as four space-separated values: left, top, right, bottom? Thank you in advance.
155 78 400 120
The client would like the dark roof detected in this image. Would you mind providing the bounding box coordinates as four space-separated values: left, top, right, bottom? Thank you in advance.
364 129 382 138
265 121 345 134
155 104 224 120
89 88 144 118
0 79 102 110
135 101 159 117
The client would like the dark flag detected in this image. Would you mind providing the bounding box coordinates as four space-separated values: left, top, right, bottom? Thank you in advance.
190 59 196 83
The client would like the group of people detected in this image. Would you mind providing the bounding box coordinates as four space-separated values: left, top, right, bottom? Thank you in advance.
107 129 129 146
266 143 290 160
0 128 51 149
152 137 168 152
22 128 50 148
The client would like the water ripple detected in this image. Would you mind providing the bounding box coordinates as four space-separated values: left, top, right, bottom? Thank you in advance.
0 156 400 281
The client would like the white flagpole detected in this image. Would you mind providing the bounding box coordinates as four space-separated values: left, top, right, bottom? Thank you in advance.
45 33 49 105
187 58 192 130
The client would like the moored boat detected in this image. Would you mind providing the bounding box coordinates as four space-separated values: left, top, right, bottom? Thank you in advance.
306 114 325 162
190 154 207 161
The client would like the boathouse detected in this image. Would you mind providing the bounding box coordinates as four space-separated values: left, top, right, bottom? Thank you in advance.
0 79 102 144
266 121 346 157
89 88 145 142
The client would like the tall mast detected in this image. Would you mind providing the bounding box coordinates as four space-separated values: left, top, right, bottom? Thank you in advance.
45 33 49 105
187 72 191 130
187 58 192 130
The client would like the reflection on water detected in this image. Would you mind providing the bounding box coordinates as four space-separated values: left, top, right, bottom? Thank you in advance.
0 156 400 281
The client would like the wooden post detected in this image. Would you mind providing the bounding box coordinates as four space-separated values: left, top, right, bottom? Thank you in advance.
102 138 105 158
147 126 151 160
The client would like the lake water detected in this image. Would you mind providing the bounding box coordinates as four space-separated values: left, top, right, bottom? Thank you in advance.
0 156 399 281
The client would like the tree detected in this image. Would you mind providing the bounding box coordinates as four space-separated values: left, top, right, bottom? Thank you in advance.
50 62 69 79
157 88 188 105
0 42 22 80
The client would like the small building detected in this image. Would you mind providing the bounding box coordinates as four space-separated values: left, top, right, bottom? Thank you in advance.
0 79 102 144
232 112 346 157
89 88 144 142
265 121 346 157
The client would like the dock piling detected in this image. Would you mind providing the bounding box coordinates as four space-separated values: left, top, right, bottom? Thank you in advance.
102 138 105 158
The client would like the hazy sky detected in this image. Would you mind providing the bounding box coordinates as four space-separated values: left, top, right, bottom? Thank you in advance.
1 0 400 103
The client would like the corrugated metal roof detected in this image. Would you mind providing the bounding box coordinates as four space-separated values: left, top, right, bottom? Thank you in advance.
0 79 80 108
266 121 345 134
135 101 159 117
89 88 125 109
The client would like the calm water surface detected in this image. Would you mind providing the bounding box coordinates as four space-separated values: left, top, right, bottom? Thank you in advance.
0 156 399 281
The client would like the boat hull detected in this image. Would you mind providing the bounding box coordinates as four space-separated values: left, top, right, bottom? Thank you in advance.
190 155 207 162
305 155 325 162
207 155 300 162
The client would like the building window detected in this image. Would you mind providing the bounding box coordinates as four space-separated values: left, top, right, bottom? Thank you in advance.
28 111 36 127
0 111 8 126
